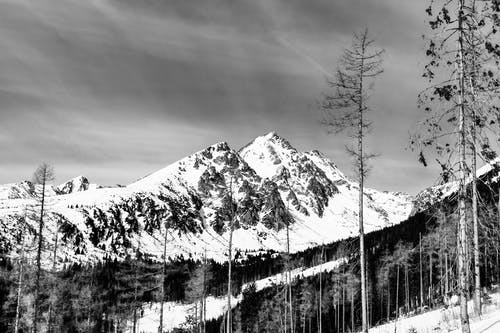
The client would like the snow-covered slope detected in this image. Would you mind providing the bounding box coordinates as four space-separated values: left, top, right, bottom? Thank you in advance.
0 132 414 266
370 291 500 333
240 132 413 248
412 157 500 214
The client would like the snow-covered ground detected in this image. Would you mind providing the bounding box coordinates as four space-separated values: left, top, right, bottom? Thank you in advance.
135 295 241 333
135 257 345 332
370 292 500 333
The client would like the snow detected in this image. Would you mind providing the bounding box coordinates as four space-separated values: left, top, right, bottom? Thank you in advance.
0 132 414 266
136 295 241 332
369 292 500 333
413 157 500 215
57 175 90 194
239 132 413 250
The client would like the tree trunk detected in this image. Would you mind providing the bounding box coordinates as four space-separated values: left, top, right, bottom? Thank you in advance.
302 313 306 333
357 35 369 333
472 123 481 316
497 175 500 283
358 79 368 333
445 249 450 294
466 1 482 314
419 233 424 309
14 239 24 333
203 248 207 333
429 253 433 308
386 276 390 322
319 247 323 333
457 2 471 330
33 179 46 333
342 276 345 333
133 246 139 333
337 295 340 333
472 175 481 315
439 248 444 298
159 223 168 333
287 221 294 333
395 265 400 319
226 219 233 333
351 284 354 332
48 222 59 333
405 264 409 313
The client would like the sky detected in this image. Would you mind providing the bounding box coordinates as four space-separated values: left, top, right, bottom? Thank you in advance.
0 0 444 195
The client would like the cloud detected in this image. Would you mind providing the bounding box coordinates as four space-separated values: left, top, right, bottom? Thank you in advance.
0 0 438 194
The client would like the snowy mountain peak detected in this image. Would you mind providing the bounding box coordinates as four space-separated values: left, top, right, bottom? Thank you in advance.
57 175 90 194
239 132 298 179
209 141 231 152
0 132 414 265
0 181 36 200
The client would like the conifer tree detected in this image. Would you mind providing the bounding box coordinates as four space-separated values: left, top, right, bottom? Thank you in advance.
321 28 383 333
31 163 55 333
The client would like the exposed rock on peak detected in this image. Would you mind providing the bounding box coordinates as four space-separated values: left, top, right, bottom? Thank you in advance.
57 176 90 194
0 132 414 264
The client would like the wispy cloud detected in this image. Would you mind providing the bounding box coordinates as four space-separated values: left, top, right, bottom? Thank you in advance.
0 0 434 194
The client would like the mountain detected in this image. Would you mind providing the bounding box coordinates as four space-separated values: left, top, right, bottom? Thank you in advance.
411 157 500 214
56 175 92 194
0 132 414 266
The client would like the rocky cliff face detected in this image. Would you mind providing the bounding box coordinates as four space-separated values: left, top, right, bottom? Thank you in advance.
57 176 90 194
0 132 414 266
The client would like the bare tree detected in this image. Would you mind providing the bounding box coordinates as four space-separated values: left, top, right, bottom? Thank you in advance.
159 214 170 333
321 27 383 333
416 0 500 329
226 177 236 333
32 163 55 333
14 211 30 333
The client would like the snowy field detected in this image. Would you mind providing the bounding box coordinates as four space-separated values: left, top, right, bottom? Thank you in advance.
370 292 500 333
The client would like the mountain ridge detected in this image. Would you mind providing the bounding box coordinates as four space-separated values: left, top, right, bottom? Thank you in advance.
0 132 414 267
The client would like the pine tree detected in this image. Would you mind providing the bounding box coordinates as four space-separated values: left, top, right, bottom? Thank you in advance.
321 28 383 333
31 163 55 333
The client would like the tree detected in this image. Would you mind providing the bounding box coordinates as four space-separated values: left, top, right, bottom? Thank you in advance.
47 214 63 333
416 0 500 330
31 163 55 333
185 261 212 333
13 211 32 333
226 177 236 333
240 283 260 333
321 28 384 333
159 213 171 333
464 0 497 316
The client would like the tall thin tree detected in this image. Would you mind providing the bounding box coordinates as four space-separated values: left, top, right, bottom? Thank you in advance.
226 177 235 333
321 28 383 333
159 216 169 333
14 211 29 333
32 163 55 333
